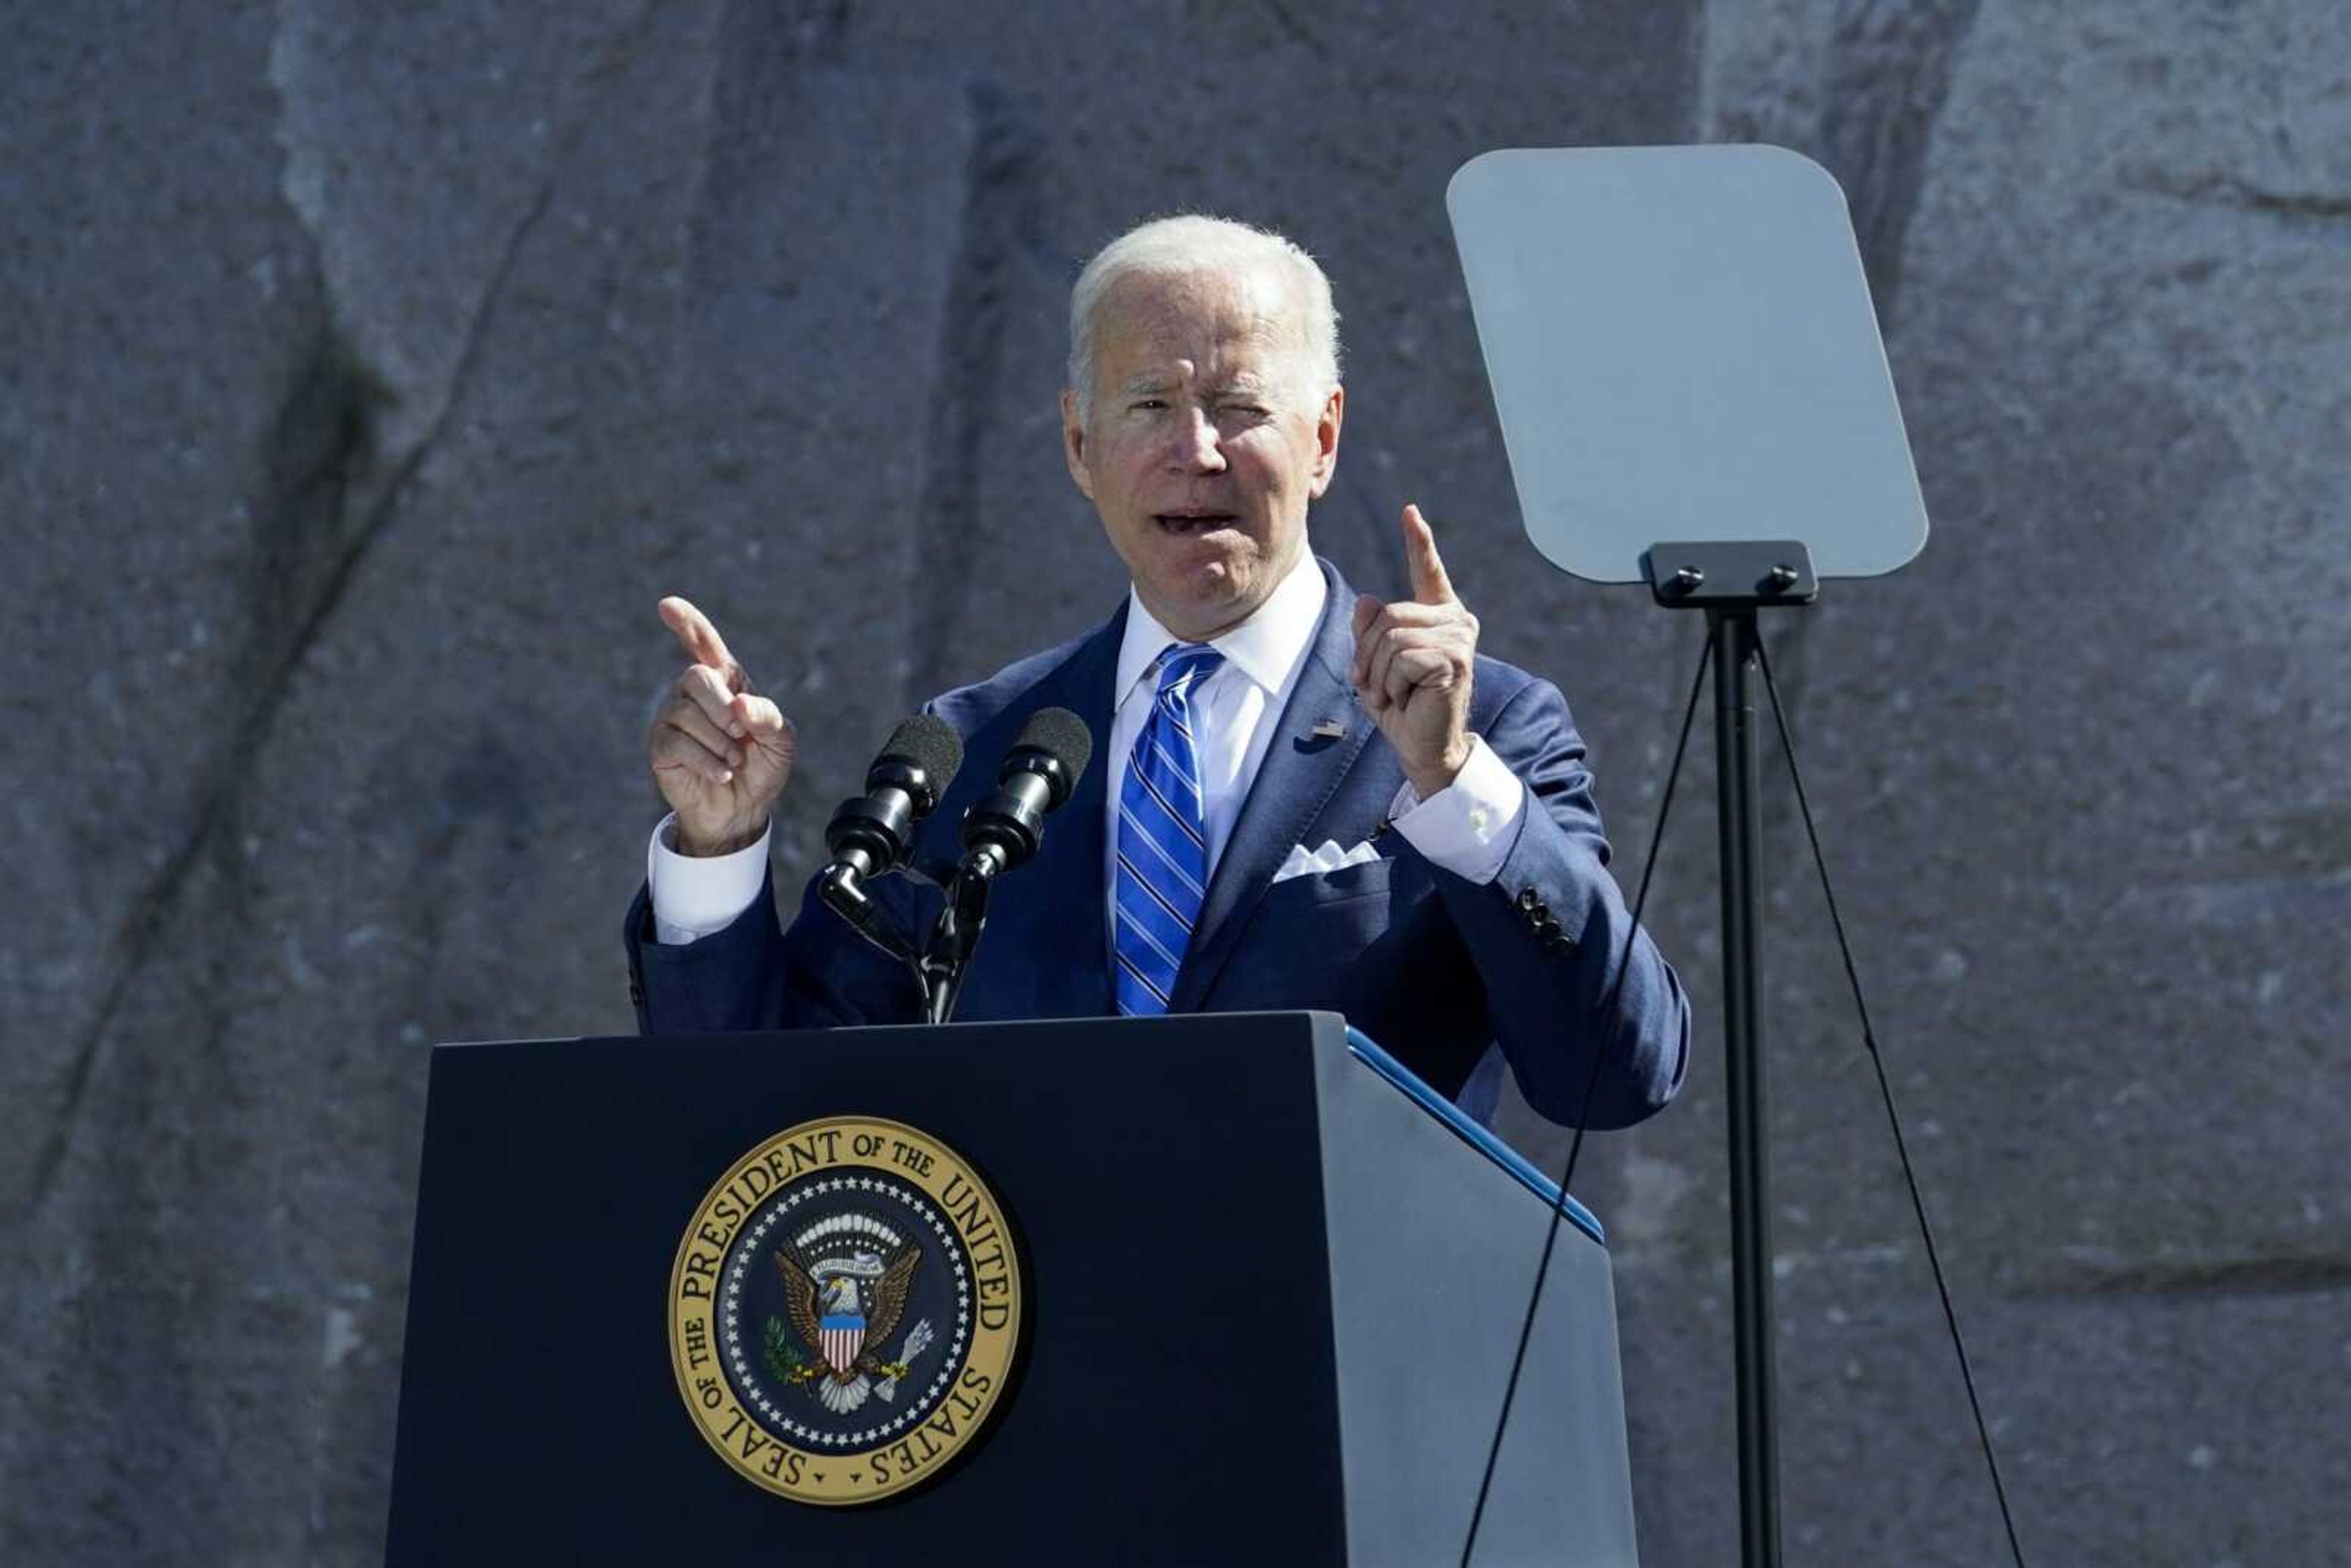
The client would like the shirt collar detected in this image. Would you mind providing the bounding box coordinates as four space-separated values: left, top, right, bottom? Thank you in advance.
1114 547 1329 711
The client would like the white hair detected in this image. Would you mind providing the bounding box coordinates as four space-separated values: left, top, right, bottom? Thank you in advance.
1065 214 1343 421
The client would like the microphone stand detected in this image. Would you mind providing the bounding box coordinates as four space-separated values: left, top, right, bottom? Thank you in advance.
817 854 996 1027
823 718 1087 1027
921 858 996 1026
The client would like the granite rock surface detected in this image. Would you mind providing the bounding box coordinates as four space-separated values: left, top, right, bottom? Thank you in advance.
2 2 2343 1562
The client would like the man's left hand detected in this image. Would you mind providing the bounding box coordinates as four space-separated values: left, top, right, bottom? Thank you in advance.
1352 503 1478 799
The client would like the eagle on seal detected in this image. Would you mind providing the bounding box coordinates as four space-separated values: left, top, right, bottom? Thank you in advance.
775 1244 923 1415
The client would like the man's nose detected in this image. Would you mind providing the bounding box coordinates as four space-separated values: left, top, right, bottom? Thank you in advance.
1167 407 1226 473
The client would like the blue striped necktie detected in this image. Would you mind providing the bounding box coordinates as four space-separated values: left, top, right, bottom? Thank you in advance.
1114 643 1225 1016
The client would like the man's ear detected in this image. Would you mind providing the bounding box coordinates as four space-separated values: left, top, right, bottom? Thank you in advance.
1060 388 1095 501
1307 383 1344 500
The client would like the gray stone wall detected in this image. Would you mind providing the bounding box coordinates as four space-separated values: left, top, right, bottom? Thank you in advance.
2 2 2342 1562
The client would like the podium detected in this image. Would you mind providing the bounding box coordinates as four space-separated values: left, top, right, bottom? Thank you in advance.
387 1011 1639 1565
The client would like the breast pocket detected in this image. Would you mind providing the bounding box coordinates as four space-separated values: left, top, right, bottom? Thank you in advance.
1240 855 1412 999
1214 853 1428 1021
1263 853 1397 910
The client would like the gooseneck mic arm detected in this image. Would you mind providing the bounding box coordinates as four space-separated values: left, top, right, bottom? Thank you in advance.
817 862 921 965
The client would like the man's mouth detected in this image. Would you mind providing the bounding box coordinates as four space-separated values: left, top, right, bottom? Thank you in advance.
1153 511 1237 535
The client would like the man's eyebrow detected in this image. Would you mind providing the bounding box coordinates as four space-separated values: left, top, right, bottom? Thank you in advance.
1111 371 1280 401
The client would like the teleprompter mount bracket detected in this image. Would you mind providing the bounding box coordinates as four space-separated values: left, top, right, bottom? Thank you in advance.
1643 541 1820 610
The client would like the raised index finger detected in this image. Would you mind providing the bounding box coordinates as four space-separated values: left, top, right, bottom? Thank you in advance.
659 595 737 677
1401 503 1456 605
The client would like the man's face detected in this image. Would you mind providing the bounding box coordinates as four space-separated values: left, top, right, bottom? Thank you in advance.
1061 266 1343 642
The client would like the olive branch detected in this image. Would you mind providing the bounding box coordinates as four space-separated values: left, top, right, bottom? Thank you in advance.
763 1316 820 1384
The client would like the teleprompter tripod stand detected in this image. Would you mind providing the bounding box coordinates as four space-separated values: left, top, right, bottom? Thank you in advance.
1441 146 2027 1568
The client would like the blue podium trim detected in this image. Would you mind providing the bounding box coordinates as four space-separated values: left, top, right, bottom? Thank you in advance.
1344 1027 1605 1248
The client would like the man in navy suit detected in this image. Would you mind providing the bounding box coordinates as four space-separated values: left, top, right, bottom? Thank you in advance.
628 216 1687 1129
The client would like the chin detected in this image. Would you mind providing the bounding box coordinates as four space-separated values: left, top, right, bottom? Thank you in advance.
1163 579 1267 639
1122 525 1284 634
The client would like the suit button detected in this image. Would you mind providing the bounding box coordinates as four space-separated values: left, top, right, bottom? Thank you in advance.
1543 932 1569 955
1516 887 1540 913
1536 915 1562 941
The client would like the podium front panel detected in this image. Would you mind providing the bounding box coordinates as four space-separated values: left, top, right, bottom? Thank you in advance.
389 1014 1354 1564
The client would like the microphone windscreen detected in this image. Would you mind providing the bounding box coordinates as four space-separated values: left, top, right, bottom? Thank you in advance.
1014 706 1093 784
877 712 964 790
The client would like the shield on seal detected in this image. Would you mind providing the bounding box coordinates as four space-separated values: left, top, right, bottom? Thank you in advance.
820 1298 866 1374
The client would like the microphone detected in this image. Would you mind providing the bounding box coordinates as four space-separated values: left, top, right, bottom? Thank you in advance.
957 707 1094 880
819 715 962 967
822 714 965 885
920 708 1093 1026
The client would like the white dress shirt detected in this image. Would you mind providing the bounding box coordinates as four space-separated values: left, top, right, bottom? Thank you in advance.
648 549 1526 948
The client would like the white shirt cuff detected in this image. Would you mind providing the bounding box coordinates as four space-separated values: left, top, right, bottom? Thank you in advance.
1386 737 1525 885
646 813 771 946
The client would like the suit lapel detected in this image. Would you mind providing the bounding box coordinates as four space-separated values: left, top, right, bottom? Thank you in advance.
1026 606 1123 1017
1169 565 1376 1013
952 604 1123 1020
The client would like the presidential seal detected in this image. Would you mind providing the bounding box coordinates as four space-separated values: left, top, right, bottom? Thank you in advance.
667 1116 1023 1506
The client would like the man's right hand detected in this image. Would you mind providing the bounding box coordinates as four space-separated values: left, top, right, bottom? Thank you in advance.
647 596 795 856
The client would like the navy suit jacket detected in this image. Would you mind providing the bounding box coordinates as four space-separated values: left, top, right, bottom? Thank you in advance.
626 560 1689 1128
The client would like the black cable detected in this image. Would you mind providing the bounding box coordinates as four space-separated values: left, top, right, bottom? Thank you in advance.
1751 634 2030 1568
1460 621 1717 1567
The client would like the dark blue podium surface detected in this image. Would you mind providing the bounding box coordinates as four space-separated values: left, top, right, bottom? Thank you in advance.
388 1011 1637 1565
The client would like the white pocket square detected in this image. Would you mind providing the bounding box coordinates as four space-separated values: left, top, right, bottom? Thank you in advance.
1271 838 1384 884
